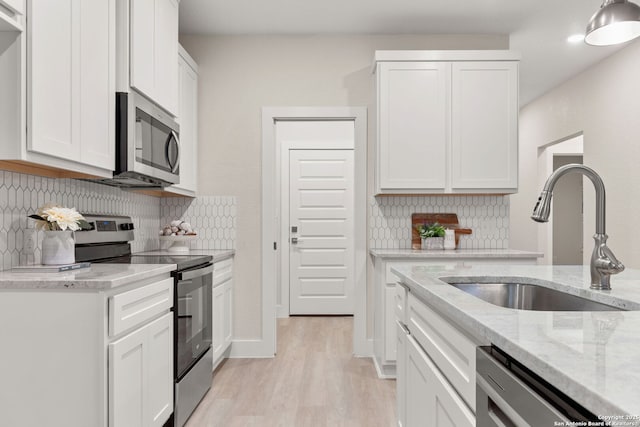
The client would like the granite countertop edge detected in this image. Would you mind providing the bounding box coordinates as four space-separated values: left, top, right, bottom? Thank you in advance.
0 264 177 290
391 264 640 421
137 249 235 262
0 250 235 290
370 248 544 259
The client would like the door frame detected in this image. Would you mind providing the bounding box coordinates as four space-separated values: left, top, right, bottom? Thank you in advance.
537 133 584 265
262 107 367 357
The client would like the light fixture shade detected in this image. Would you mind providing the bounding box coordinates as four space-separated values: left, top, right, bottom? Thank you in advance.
585 0 640 45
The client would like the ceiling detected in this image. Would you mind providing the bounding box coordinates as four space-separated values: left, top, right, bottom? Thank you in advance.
179 0 633 105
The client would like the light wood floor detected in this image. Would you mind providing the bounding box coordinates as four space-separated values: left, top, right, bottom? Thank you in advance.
185 316 397 427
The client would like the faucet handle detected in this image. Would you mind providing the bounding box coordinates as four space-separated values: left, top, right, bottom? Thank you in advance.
595 243 625 274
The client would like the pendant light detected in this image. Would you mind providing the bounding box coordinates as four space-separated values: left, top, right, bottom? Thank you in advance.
585 0 640 45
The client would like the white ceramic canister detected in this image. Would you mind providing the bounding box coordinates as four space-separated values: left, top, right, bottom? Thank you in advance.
41 230 75 265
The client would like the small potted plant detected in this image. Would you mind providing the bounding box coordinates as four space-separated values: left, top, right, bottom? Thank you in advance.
417 222 446 250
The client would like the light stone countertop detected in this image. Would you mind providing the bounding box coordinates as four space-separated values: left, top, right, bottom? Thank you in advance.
391 263 640 421
0 264 176 290
370 248 543 259
0 250 234 291
137 249 235 262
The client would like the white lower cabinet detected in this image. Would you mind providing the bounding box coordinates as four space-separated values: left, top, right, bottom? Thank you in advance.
211 257 234 370
0 273 174 427
406 335 474 427
109 312 173 427
373 256 537 378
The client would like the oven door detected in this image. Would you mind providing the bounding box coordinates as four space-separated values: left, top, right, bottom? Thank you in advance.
175 263 213 380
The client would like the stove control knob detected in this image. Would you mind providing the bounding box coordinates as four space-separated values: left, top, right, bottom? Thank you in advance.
120 223 135 231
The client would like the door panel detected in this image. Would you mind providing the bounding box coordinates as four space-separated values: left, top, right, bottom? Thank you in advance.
377 62 448 191
289 149 354 314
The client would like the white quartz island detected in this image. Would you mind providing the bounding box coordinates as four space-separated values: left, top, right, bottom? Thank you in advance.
392 263 640 422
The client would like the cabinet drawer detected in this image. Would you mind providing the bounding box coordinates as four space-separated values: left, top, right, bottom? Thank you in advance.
213 258 232 286
109 277 173 337
407 292 477 411
394 282 408 324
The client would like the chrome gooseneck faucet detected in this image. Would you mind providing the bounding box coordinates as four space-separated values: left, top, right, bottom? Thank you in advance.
531 164 624 290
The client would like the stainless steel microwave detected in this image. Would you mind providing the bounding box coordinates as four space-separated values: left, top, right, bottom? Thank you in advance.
108 91 180 188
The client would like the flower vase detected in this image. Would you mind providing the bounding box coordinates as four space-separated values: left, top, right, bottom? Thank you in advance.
41 230 75 265
421 237 444 250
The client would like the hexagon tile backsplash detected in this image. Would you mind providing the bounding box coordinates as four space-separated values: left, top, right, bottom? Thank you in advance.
160 196 236 250
0 170 237 271
370 195 509 249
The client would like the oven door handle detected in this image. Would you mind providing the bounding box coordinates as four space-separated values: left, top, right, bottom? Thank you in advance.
177 264 213 281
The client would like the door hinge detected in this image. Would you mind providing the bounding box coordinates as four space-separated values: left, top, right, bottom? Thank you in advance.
273 242 277 250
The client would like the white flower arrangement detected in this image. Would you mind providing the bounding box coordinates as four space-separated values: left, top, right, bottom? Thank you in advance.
28 204 89 231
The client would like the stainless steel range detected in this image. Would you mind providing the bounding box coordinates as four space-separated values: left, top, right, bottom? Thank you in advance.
75 215 213 427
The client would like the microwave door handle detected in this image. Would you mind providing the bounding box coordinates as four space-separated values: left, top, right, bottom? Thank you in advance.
165 131 180 174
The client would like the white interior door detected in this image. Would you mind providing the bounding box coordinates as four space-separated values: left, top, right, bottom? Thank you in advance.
289 149 355 315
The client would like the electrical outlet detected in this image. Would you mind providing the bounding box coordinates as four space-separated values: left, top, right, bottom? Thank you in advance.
24 229 36 253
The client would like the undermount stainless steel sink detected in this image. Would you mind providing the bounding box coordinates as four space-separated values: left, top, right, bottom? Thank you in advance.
443 280 624 311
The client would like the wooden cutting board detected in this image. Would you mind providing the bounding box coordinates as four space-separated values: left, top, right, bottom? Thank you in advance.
411 213 472 249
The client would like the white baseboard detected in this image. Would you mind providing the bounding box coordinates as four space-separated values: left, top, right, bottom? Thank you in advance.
228 339 275 358
373 356 397 379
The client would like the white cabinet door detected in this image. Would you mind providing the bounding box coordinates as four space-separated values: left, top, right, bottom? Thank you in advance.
109 312 173 427
146 313 173 427
377 62 448 193
223 278 233 348
28 0 114 170
130 0 154 100
396 322 407 427
155 0 178 115
109 323 146 427
406 336 474 427
28 0 76 161
211 280 225 365
79 0 115 170
451 61 518 190
167 47 198 196
130 0 178 116
384 285 396 361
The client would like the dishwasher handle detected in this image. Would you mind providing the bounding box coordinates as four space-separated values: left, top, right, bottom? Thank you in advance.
476 346 572 427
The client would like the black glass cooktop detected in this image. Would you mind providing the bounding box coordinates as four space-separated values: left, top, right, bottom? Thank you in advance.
96 254 212 271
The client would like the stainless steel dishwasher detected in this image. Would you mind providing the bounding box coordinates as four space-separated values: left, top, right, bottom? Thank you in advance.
476 346 598 426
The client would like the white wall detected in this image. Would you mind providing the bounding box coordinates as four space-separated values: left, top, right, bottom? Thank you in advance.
511 38 640 269
180 34 509 341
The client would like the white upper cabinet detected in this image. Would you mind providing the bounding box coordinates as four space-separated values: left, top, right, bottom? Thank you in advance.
27 0 115 173
451 61 518 190
375 50 520 195
165 45 198 196
130 0 179 116
377 62 448 191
